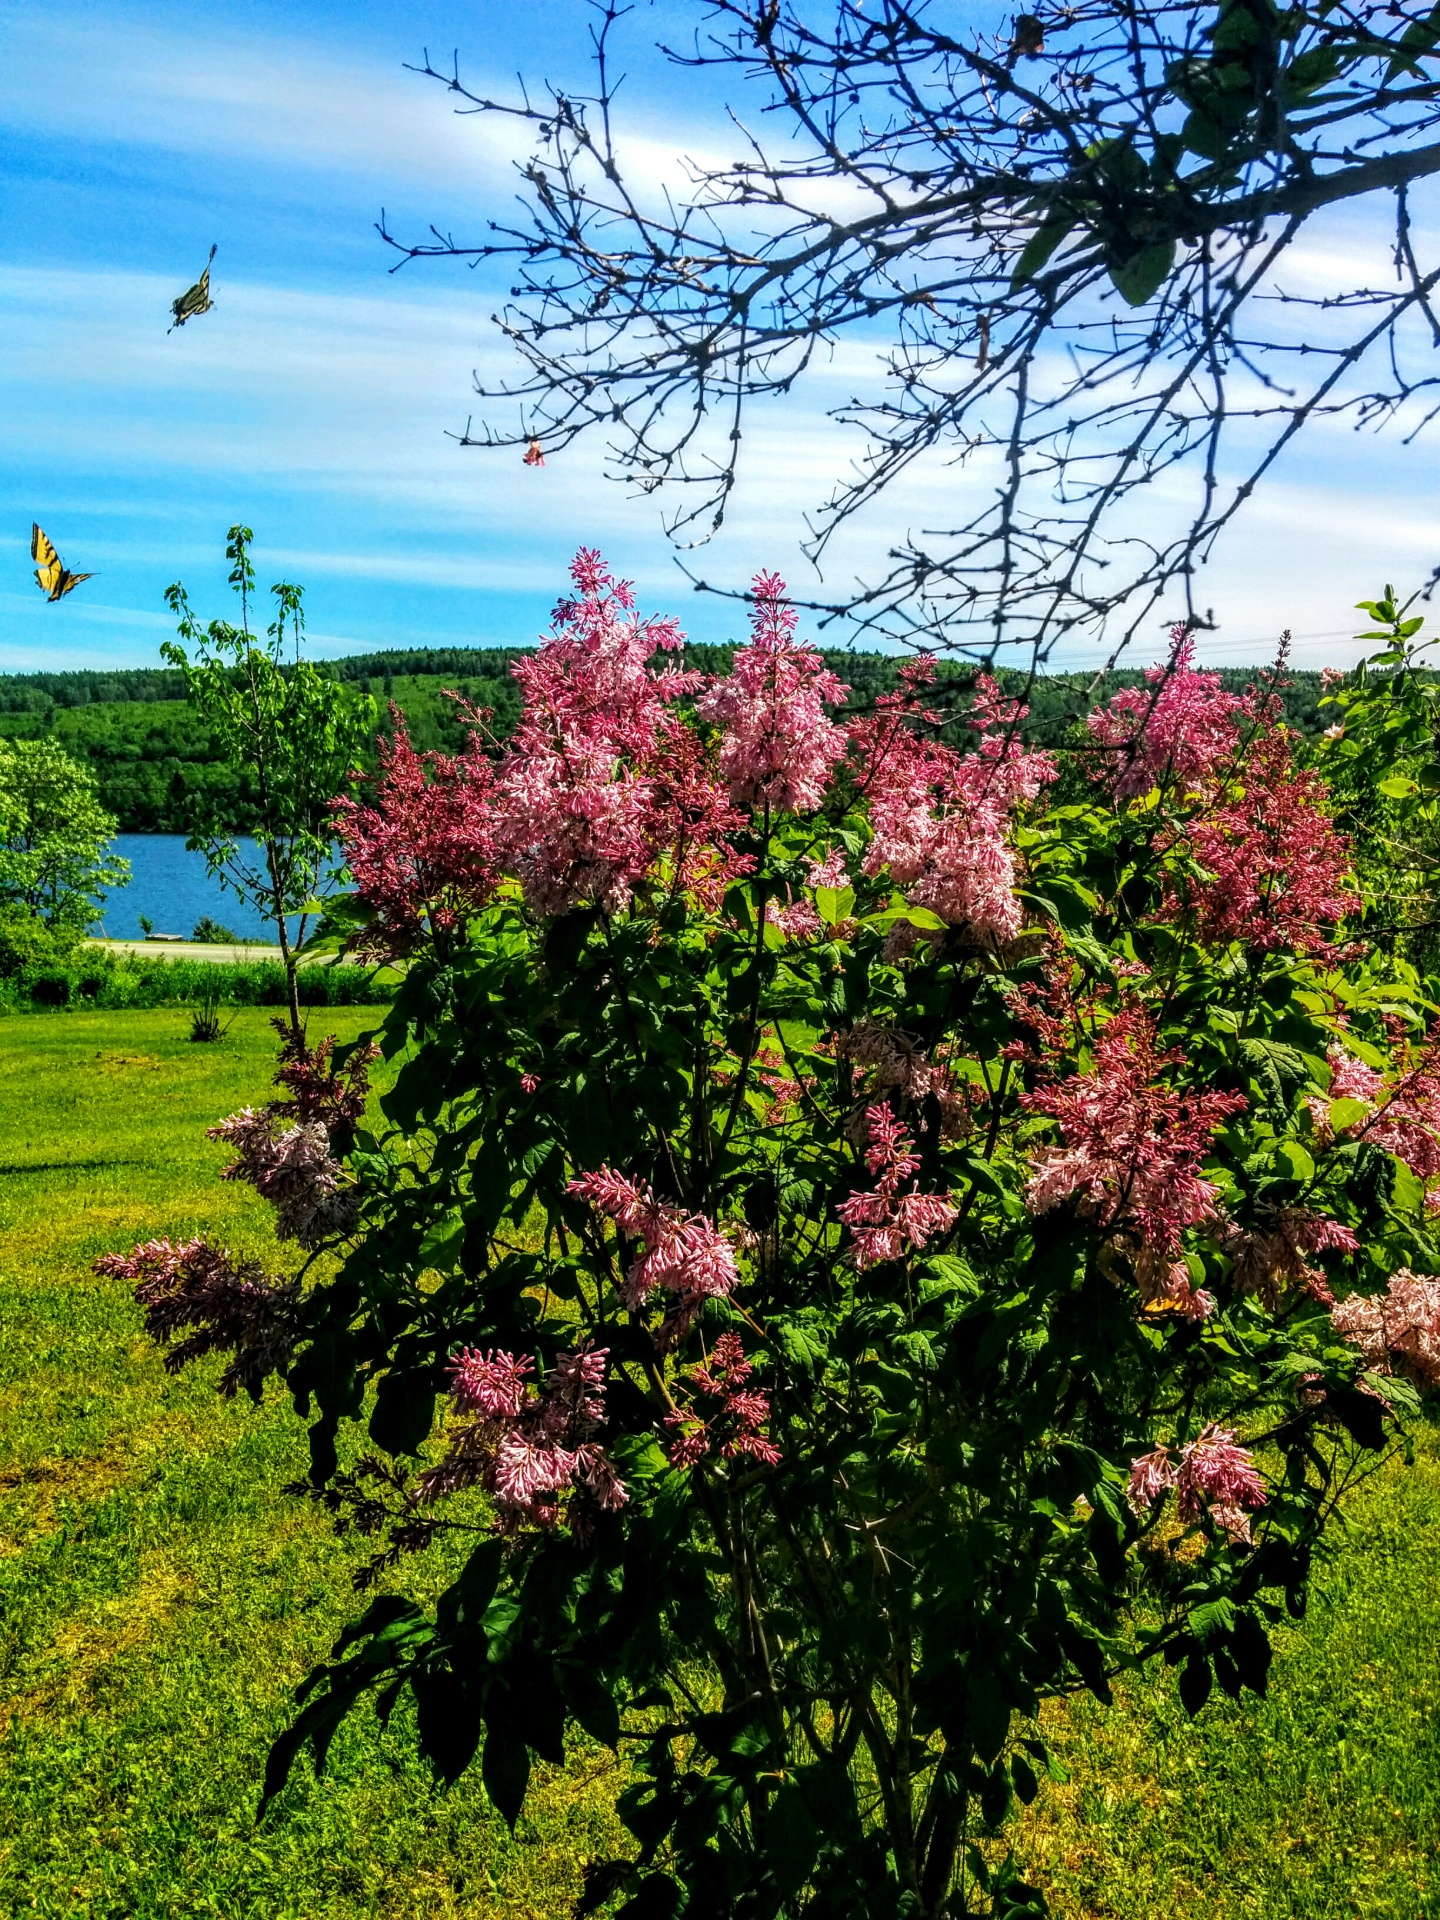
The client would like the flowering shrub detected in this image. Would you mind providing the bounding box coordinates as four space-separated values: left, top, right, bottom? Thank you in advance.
100 559 1440 1918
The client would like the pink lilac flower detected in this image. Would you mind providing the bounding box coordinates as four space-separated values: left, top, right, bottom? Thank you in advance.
334 553 803 929
663 1331 782 1468
1331 1268 1440 1390
1321 1043 1384 1109
421 1343 627 1530
269 1025 376 1153
1130 1243 1216 1322
696 572 850 815
839 1024 975 1143
1088 628 1245 800
450 1348 535 1420
837 1104 958 1269
1125 1446 1178 1513
805 848 851 891
494 550 712 916
93 1236 297 1399
1226 1209 1358 1310
1024 1011 1245 1313
851 671 1054 945
1310 1030 1440 1187
207 1110 358 1249
644 714 751 910
1025 1012 1245 1250
333 712 498 955
763 895 823 941
1127 1424 1268 1541
568 1168 738 1338
1175 1425 1269 1524
1168 727 1354 956
753 1040 809 1127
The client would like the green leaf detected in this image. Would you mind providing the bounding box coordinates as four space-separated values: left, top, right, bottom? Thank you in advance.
765 1779 821 1898
615 1876 682 1920
775 1317 829 1377
413 1669 482 1784
1179 1652 1213 1716
1187 1597 1236 1643
1010 1753 1039 1805
1275 1140 1315 1183
1326 1384 1389 1451
1009 215 1077 291
1328 1098 1371 1134
481 1696 531 1829
439 1538 505 1634
1378 774 1420 797
608 1431 673 1485
1109 240 1176 307
368 1371 436 1456
1228 1611 1273 1697
417 1209 466 1268
968 1663 1011 1765
558 1664 621 1749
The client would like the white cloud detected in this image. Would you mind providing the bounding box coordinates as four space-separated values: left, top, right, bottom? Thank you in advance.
0 6 519 192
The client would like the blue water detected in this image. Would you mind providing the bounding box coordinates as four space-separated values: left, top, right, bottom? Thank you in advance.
95 835 314 944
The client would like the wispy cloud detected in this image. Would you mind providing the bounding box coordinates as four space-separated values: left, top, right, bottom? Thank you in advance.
1 6 519 192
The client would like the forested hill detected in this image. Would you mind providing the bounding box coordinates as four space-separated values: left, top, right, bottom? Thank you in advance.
0 647 1330 834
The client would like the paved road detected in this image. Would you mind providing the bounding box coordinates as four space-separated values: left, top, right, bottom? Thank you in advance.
86 937 292 965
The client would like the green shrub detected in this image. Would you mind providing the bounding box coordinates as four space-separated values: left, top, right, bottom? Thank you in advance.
0 953 399 1015
192 915 241 943
0 905 79 979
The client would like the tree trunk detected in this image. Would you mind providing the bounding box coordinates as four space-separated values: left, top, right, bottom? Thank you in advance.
266 845 302 1040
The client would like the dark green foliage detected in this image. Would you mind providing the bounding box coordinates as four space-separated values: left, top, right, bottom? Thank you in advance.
192 916 240 944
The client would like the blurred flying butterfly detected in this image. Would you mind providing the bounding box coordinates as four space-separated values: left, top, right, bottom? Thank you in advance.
31 524 94 601
169 245 217 332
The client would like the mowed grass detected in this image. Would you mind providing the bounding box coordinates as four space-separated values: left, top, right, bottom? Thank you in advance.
0 1010 1437 1917
0 1009 623 1920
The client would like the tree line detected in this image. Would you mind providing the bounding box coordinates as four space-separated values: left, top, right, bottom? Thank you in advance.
0 647 1332 834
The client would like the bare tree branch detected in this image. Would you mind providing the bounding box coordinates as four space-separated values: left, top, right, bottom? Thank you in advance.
380 0 1440 658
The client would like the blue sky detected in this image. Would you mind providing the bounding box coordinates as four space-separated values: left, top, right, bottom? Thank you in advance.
3 0 1439 675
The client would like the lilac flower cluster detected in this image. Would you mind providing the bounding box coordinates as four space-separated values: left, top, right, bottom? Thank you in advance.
94 1236 297 1400
1128 1424 1269 1545
421 1345 628 1532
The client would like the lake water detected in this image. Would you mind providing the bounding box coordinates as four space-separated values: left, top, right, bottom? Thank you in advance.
94 836 316 944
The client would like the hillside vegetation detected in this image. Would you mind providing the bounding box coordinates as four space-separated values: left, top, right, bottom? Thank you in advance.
0 649 1330 833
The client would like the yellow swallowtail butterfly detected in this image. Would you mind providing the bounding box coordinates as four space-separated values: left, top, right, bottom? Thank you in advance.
31 524 94 602
169 244 216 332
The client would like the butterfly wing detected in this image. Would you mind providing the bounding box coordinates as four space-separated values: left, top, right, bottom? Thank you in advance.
31 523 62 597
169 246 217 330
31 524 92 601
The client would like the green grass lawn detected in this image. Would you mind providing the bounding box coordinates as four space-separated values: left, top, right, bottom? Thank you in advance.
0 1009 624 1920
0 1008 1436 1918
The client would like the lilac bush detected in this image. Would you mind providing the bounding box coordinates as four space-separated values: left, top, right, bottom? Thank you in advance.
100 560 1440 1918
